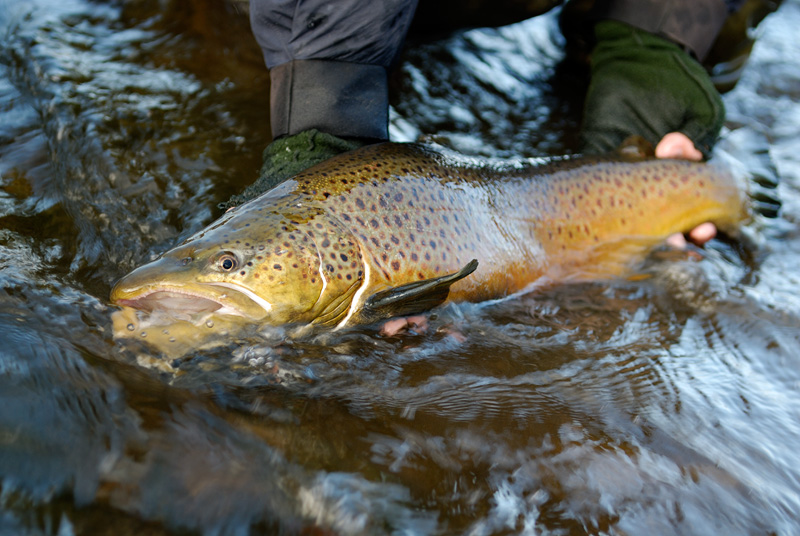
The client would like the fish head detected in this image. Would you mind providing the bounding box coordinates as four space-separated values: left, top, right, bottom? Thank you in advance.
110 192 366 327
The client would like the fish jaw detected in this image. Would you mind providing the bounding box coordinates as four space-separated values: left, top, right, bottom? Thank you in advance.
113 288 225 314
109 260 271 321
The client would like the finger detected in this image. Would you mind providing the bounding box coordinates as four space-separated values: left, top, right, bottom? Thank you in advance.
380 315 430 336
655 132 703 161
688 222 717 245
666 232 688 249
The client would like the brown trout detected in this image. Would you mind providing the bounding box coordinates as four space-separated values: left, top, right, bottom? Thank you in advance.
110 142 748 330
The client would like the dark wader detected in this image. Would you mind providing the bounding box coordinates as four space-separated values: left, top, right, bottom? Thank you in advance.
248 0 772 143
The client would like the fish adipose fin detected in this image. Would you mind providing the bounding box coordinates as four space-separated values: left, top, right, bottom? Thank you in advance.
616 135 656 159
355 259 479 325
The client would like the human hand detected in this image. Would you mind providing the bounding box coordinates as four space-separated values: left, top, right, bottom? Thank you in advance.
656 132 717 247
581 20 725 160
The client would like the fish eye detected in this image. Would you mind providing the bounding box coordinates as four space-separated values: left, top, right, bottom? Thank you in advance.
218 253 238 272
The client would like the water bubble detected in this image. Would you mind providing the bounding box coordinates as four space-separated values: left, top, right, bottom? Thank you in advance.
205 319 214 328
126 323 135 331
140 331 147 338
162 329 170 335
169 337 176 343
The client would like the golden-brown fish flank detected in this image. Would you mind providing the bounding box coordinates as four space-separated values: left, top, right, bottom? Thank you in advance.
111 142 748 328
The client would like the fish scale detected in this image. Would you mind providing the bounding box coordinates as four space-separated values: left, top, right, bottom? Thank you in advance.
111 142 748 328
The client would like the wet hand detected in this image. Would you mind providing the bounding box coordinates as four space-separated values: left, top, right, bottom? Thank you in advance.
380 315 429 337
656 132 718 247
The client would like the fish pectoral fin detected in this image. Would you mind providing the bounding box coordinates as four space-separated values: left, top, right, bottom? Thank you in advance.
356 259 478 324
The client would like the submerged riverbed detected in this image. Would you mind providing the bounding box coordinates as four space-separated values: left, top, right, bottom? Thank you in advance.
1 0 800 534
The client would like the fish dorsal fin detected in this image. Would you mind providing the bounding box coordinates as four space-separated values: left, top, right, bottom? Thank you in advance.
355 259 478 325
616 135 655 159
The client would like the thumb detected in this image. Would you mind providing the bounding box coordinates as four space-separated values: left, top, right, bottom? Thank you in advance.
655 132 703 161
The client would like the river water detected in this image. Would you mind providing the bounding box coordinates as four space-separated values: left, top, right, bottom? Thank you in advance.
1 0 799 534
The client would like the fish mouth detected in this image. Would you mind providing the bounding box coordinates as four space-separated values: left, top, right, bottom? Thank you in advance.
114 289 225 314
111 283 270 319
